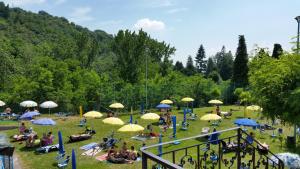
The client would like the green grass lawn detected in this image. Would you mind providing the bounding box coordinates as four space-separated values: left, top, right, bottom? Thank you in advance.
1 105 298 169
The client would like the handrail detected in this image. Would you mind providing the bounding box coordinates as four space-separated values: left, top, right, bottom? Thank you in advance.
239 129 284 167
141 127 240 151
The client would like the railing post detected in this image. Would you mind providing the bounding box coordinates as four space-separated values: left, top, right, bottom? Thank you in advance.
197 145 200 169
142 152 148 169
252 147 255 169
237 128 241 169
218 142 221 169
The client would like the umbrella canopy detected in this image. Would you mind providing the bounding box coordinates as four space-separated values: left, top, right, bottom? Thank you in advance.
118 124 144 132
141 113 160 120
102 117 124 125
156 104 171 109
181 97 194 102
160 99 173 104
32 118 56 125
72 149 76 169
58 131 64 155
208 100 223 105
270 153 300 168
246 105 262 111
0 100 5 107
20 111 40 119
234 118 259 127
83 111 103 118
20 100 38 107
200 114 222 121
109 103 124 109
40 101 58 109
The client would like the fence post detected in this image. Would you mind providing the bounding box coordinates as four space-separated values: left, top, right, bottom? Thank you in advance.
142 152 148 169
237 128 241 169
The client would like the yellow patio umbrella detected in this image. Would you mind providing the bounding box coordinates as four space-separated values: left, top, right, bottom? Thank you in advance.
160 99 173 104
118 124 144 132
208 100 223 105
102 117 125 125
200 114 222 121
246 105 262 111
141 113 160 120
83 111 103 118
181 97 194 102
109 103 124 109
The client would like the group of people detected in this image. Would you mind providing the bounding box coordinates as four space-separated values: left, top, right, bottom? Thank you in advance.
107 142 139 164
13 122 53 148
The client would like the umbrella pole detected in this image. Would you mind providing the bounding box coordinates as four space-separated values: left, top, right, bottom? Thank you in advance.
48 108 50 116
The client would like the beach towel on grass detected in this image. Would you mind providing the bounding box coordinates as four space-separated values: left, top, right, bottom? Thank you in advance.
80 142 98 150
95 153 108 161
81 146 102 156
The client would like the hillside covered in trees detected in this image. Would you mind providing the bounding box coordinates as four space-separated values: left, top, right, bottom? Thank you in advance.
0 2 284 113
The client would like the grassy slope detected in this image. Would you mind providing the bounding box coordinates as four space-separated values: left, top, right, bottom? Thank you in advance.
1 106 297 169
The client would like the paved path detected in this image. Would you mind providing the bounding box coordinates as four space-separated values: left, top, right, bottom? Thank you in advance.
13 153 22 169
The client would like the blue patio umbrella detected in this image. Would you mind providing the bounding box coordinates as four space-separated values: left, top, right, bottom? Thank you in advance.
72 149 76 169
156 104 171 109
58 131 64 155
234 118 259 127
183 109 187 123
32 118 56 125
172 116 176 138
129 114 133 124
158 134 162 157
20 111 40 119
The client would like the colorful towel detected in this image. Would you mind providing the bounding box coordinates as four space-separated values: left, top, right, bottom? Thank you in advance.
95 153 108 161
81 146 102 156
80 142 98 150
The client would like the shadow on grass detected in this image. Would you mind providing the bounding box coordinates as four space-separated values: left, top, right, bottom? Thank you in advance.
19 146 36 152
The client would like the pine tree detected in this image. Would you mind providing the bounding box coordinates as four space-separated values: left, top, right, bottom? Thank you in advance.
272 43 283 59
195 44 207 73
205 57 216 77
184 55 196 76
232 35 248 88
174 61 184 73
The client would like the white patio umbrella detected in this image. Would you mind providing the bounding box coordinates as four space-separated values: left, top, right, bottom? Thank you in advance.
20 100 38 108
0 100 5 107
40 101 58 115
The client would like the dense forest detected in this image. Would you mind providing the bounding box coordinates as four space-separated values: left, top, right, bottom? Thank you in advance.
0 3 287 114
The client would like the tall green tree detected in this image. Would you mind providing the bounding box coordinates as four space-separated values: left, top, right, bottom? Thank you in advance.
174 61 184 73
272 43 283 59
195 44 206 73
205 57 216 77
184 55 196 76
232 35 249 88
214 46 233 80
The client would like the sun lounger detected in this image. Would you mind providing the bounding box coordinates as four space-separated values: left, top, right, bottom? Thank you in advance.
57 155 70 168
80 142 98 151
36 144 59 153
201 127 210 134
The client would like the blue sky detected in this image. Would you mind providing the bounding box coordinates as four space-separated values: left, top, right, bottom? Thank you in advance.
3 0 300 63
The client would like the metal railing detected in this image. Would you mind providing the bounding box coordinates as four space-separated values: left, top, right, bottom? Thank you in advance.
140 127 284 169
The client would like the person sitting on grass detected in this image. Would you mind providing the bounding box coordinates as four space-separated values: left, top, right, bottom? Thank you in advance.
40 133 48 146
128 146 138 160
120 142 128 158
26 127 37 147
19 122 26 134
